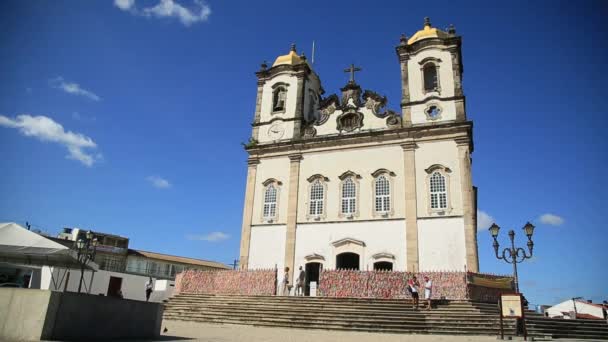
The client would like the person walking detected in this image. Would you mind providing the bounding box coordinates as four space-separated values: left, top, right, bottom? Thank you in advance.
407 275 420 309
295 266 306 296
423 276 433 310
145 277 154 302
281 267 290 296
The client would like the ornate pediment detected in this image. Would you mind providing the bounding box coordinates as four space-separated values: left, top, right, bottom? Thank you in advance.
304 253 325 262
331 237 366 248
340 83 362 108
372 252 395 260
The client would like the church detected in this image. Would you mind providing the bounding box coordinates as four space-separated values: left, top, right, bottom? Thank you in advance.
238 18 479 287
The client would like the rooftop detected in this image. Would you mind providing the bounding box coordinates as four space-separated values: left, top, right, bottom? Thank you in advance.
127 249 230 269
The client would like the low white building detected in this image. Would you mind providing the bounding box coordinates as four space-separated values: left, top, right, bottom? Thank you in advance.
546 299 607 319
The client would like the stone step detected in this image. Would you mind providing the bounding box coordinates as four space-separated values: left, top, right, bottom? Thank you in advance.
163 317 513 336
163 308 504 324
174 294 491 306
166 298 492 312
163 307 501 321
164 303 488 314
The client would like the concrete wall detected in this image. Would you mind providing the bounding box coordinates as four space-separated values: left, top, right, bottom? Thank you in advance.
0 288 163 340
0 288 55 341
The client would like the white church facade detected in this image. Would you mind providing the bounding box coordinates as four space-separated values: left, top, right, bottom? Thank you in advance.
239 18 479 286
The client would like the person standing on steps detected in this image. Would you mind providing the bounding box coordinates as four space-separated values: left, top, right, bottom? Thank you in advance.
423 276 433 310
281 267 290 296
407 275 420 309
295 266 305 296
145 276 154 302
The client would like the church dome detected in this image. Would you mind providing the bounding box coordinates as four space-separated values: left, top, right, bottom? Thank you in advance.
407 17 450 45
272 44 306 67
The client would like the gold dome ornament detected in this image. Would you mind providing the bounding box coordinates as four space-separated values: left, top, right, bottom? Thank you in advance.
407 17 450 45
272 44 307 67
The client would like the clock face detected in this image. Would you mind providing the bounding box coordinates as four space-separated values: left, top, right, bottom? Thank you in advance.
267 122 285 140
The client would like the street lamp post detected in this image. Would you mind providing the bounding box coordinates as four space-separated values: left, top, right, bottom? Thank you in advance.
73 230 99 294
489 222 535 293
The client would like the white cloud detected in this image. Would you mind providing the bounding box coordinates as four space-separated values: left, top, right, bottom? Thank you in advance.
477 209 494 232
50 77 101 101
114 0 211 26
0 114 100 167
187 232 229 242
114 0 135 10
539 213 564 226
146 175 171 189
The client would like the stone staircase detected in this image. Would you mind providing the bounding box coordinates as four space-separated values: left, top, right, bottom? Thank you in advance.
163 294 608 339
524 315 608 340
163 293 517 336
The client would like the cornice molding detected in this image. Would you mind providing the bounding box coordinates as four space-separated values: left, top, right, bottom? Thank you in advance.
338 170 362 181
306 174 329 182
401 95 465 107
245 121 473 155
371 168 397 177
247 157 260 166
252 116 298 127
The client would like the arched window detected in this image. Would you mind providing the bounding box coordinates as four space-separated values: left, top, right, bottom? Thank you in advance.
375 175 391 213
423 63 438 92
430 171 447 209
309 180 324 216
263 184 277 219
341 178 356 215
273 87 287 112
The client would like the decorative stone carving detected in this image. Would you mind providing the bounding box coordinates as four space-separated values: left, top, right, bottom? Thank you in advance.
362 90 388 117
340 83 362 108
303 125 317 138
386 111 402 127
336 109 364 133
317 94 339 126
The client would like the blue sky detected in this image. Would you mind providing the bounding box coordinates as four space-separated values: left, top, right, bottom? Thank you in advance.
0 0 606 306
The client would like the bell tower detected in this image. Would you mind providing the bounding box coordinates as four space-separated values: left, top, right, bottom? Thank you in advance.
396 17 465 126
251 44 322 144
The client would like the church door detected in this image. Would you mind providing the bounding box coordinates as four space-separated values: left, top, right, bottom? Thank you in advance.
304 262 321 296
336 252 360 270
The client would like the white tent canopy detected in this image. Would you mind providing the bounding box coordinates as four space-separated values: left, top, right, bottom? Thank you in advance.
0 222 98 270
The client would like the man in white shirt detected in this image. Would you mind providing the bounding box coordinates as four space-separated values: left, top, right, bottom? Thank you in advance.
423 276 432 310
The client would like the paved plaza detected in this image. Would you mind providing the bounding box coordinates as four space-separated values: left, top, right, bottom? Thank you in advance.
155 320 504 342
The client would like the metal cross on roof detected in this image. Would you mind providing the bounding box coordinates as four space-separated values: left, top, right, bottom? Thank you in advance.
344 64 362 84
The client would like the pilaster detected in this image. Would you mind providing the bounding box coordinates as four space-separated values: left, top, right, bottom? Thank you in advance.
293 76 306 138
239 157 260 269
283 153 302 283
401 141 419 272
251 83 264 140
399 55 412 127
455 137 479 272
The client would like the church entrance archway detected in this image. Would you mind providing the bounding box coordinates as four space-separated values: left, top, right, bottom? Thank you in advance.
336 252 360 270
373 261 393 271
304 262 321 296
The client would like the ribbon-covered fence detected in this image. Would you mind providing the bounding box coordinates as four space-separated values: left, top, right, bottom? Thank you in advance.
466 272 514 303
318 270 513 302
175 269 277 296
